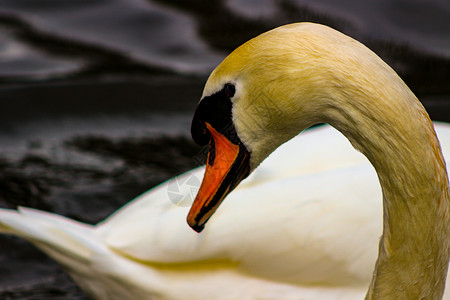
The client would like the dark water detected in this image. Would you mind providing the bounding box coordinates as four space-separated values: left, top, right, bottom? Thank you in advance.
0 0 449 299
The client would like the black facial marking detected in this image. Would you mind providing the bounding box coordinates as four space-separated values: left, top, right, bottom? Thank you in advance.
191 84 240 146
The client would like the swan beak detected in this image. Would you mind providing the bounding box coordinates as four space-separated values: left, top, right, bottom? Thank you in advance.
187 122 250 233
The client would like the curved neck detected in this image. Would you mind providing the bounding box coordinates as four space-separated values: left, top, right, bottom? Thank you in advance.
230 25 450 297
323 87 450 298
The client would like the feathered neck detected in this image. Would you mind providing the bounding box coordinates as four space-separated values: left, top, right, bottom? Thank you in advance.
336 100 449 299
210 23 450 298
319 62 450 299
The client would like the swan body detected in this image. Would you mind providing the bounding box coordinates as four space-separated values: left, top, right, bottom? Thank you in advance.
0 23 449 299
1 124 449 299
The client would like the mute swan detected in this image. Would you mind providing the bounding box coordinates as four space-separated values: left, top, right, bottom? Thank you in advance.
0 23 448 299
187 23 450 299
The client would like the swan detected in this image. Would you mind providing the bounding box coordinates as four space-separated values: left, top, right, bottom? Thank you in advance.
186 23 450 299
0 23 448 299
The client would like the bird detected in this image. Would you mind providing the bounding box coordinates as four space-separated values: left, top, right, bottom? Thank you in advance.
0 22 448 300
186 23 450 299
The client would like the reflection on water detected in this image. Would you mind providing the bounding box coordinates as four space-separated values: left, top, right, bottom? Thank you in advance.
0 0 449 298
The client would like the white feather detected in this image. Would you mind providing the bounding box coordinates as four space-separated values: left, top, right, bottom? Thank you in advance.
1 123 449 299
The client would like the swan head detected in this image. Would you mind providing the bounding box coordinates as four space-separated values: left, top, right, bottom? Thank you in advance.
187 22 413 232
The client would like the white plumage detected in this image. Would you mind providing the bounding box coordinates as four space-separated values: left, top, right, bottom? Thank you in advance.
1 123 449 299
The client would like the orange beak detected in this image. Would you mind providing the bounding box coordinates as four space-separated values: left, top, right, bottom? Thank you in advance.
187 123 250 232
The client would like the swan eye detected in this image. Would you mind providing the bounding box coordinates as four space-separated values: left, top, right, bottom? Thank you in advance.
224 83 235 98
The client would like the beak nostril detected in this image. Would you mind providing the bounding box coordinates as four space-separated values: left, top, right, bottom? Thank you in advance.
191 82 236 147
208 138 216 166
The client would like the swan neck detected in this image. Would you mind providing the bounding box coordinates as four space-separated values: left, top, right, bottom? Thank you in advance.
325 93 450 299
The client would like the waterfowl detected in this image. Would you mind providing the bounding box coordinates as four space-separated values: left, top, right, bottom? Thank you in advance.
187 23 450 299
0 23 448 299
